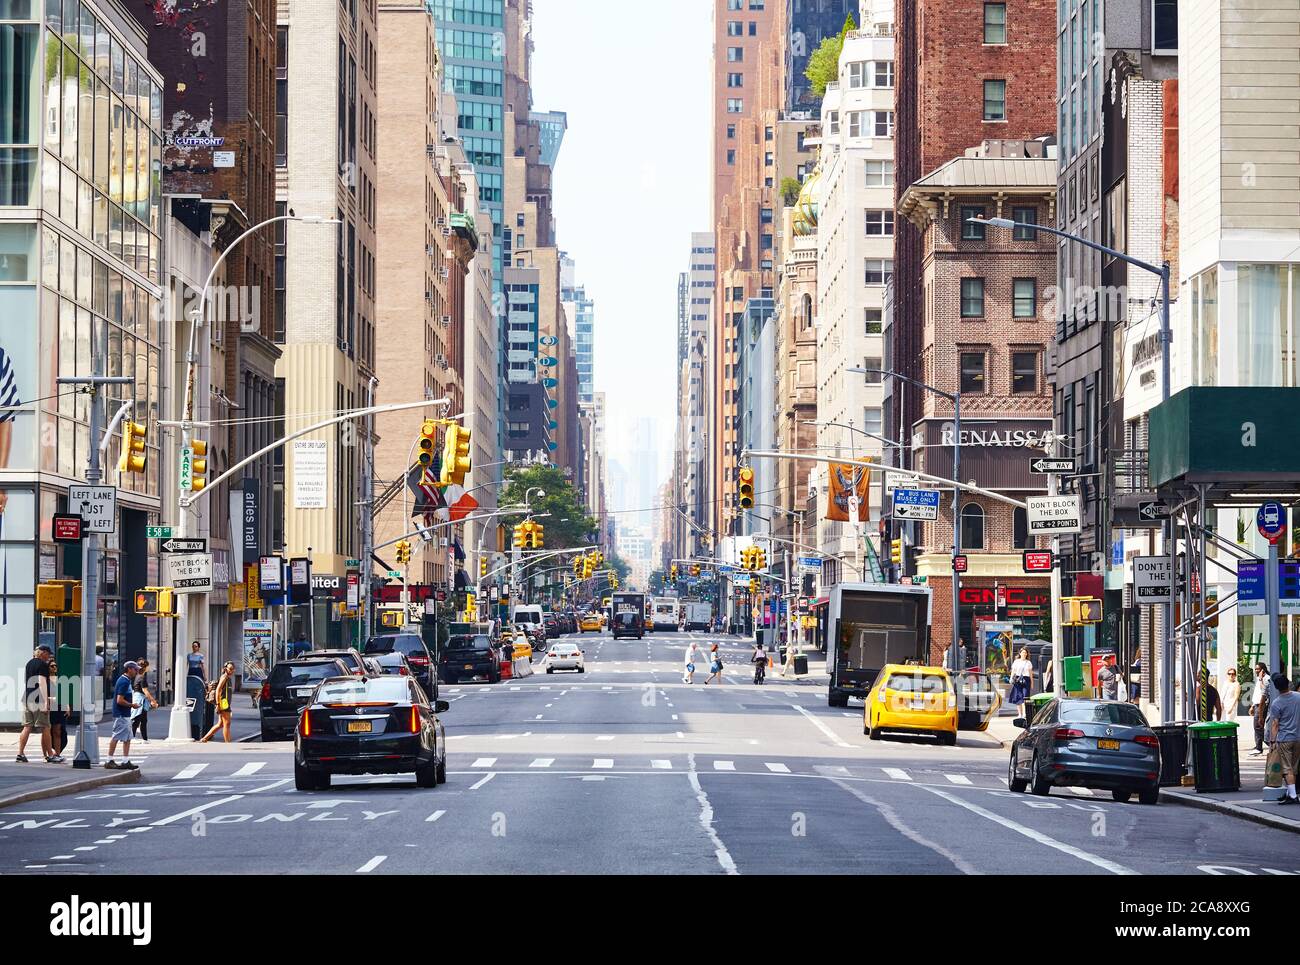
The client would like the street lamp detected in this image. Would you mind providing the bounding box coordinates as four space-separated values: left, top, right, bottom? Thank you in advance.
848 366 962 673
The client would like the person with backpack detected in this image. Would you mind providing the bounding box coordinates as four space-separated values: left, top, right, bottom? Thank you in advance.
751 642 767 685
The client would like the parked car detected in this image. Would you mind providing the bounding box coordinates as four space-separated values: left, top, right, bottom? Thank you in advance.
545 641 585 674
294 673 448 790
308 648 369 676
542 612 559 639
364 632 435 699
864 664 957 745
440 633 500 684
1008 697 1161 803
259 657 351 742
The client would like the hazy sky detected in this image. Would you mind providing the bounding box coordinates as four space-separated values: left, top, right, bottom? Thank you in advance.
531 0 712 519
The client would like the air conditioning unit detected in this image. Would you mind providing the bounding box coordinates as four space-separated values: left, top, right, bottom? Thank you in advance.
441 226 452 237
435 217 446 228
424 291 433 302
425 245 435 257
425 144 436 159
435 353 448 369
439 266 449 279
440 315 451 327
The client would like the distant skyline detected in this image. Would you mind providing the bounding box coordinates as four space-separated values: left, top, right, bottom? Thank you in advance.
531 0 711 520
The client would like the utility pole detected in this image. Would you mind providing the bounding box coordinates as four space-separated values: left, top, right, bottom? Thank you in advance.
58 325 133 768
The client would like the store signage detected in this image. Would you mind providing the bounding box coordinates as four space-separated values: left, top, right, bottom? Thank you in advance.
292 440 328 509
960 587 1049 607
259 555 283 592
939 423 1050 448
242 481 260 563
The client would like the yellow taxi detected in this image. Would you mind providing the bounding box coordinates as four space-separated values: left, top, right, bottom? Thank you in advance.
579 613 602 633
865 664 958 746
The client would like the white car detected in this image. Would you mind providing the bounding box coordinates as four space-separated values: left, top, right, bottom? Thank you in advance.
546 642 585 673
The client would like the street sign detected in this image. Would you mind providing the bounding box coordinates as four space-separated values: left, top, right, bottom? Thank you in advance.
952 555 968 573
1257 501 1287 544
346 558 361 568
387 570 402 579
1030 457 1076 474
1238 560 1266 616
1132 555 1173 604
1022 549 1054 573
893 487 941 520
178 446 193 492
1137 500 1171 523
1026 494 1082 534
166 553 213 593
798 556 822 568
52 515 84 543
68 485 116 534
146 525 174 539
161 537 207 554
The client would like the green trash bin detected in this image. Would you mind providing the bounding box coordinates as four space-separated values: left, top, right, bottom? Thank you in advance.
1024 692 1053 724
1188 721 1240 793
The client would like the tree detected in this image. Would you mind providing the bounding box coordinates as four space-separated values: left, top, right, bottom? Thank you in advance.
498 465 596 552
804 12 857 98
780 176 803 207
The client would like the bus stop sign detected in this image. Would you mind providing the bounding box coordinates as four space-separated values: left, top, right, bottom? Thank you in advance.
1258 501 1287 544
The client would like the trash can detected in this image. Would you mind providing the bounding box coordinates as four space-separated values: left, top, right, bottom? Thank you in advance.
1188 720 1241 793
793 654 808 675
1025 692 1053 724
1151 722 1190 787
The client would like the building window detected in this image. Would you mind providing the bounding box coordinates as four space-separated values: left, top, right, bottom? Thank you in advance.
1013 507 1031 548
728 46 744 62
728 72 743 87
847 111 864 138
865 159 894 187
874 61 894 88
1012 205 1038 239
1013 278 1037 318
727 98 743 114
749 21 756 34
727 20 742 35
726 149 736 164
960 352 986 393
863 407 883 437
865 307 882 334
727 124 736 139
1152 0 1178 54
847 62 868 88
865 209 894 236
274 202 287 342
872 111 894 137
984 2 1007 43
862 357 883 382
983 79 1006 121
961 205 986 239
961 504 986 550
1012 351 1038 392
961 278 985 317
276 26 289 167
864 258 893 286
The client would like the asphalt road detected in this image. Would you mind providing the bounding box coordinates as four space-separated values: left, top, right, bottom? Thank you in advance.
1 631 1294 875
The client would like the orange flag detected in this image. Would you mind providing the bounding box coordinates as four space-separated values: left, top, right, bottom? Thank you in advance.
825 463 870 522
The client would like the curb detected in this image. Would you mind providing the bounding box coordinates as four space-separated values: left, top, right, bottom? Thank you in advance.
0 767 141 810
1163 788 1300 835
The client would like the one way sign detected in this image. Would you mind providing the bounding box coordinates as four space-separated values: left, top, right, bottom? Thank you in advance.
161 537 207 554
1137 501 1171 522
1030 457 1076 474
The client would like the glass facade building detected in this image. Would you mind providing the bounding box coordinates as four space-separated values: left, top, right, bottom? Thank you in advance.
0 0 164 711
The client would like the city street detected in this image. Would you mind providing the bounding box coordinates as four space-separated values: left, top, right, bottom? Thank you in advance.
1 631 1294 877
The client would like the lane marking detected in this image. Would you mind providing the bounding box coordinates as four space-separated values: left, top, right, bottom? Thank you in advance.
945 774 973 786
173 763 209 780
792 704 852 748
246 778 292 794
356 855 387 873
469 773 496 790
471 758 496 768
765 762 791 773
596 735 615 741
713 760 736 771
884 768 913 782
919 785 1137 875
152 795 245 827
529 758 554 768
592 758 614 769
832 779 977 875
425 810 446 823
651 759 672 769
687 753 738 875
232 762 266 777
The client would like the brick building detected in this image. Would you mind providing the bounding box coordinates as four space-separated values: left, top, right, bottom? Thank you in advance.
897 141 1057 664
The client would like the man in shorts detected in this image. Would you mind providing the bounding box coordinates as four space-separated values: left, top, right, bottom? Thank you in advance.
16 644 55 763
105 661 140 771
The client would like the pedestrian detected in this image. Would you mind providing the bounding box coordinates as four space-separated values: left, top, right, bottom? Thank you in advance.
1008 647 1035 717
16 644 56 763
200 661 236 743
104 662 140 770
1043 659 1054 695
94 646 106 711
683 640 700 684
1250 662 1271 756
186 640 205 681
131 659 159 742
751 640 767 685
704 643 724 685
1095 654 1120 702
1219 668 1241 722
957 637 968 671
47 659 69 756
782 639 798 678
1129 655 1142 702
1196 677 1223 722
1265 673 1300 806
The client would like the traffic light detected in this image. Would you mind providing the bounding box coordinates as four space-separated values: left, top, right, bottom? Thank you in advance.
890 538 902 565
379 610 402 628
440 423 472 487
395 540 412 565
532 522 544 549
37 580 81 616
417 419 438 468
755 549 767 571
691 564 701 577
1061 597 1102 626
748 576 759 592
738 466 754 510
573 557 583 577
132 586 175 617
479 557 488 578
670 564 678 581
188 439 207 491
118 420 147 474
512 524 525 548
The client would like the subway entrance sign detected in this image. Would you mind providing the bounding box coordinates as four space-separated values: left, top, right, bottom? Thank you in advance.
1149 387 1300 488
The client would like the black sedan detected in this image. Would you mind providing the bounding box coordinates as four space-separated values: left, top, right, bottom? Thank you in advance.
259 657 352 742
440 633 500 684
1008 697 1161 803
294 674 448 790
364 632 436 699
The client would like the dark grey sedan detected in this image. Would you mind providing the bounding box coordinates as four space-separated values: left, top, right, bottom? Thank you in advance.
1008 697 1161 803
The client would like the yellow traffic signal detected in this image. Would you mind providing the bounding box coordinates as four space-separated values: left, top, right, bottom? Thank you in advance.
890 539 902 565
691 564 701 577
738 466 754 510
440 424 472 487
395 540 412 565
1061 597 1102 626
380 610 402 628
755 549 767 570
119 420 147 474
418 419 438 468
479 557 488 578
533 522 544 548
132 586 174 617
189 439 207 491
670 564 678 580
37 580 81 616
749 576 759 592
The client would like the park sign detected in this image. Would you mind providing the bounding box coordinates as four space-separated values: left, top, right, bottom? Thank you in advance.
1149 387 1300 486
